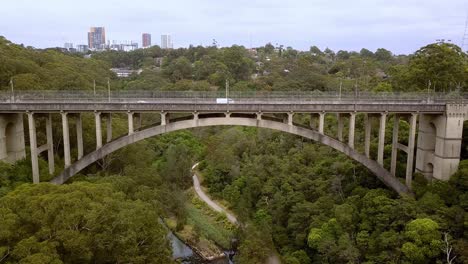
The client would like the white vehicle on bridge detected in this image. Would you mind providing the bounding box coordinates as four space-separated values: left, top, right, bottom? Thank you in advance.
216 98 234 104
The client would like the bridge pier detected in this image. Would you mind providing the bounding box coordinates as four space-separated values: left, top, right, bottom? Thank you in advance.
391 115 400 176
364 114 371 158
377 113 387 166
193 112 199 126
27 112 39 183
337 113 344 141
348 112 356 148
76 114 83 160
309 113 315 129
95 112 102 149
61 112 71 168
406 113 417 187
288 112 293 125
161 112 167 125
319 112 325 134
135 113 142 129
46 114 54 174
106 113 112 142
128 112 134 135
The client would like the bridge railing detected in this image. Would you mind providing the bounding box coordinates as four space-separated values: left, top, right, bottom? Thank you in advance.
0 90 466 103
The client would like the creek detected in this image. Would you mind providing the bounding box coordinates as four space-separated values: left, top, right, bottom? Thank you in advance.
165 222 235 263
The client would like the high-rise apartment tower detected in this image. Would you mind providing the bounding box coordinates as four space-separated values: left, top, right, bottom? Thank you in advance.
142 33 151 48
88 27 106 50
161 34 173 49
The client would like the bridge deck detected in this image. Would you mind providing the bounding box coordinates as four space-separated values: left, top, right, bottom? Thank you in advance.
0 101 447 113
0 90 463 113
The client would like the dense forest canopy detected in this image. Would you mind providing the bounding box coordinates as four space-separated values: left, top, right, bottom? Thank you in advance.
0 36 467 263
1 36 467 93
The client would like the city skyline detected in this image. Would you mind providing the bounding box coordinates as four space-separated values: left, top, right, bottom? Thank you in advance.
0 0 467 54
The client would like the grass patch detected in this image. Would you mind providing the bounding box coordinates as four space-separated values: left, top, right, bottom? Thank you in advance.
185 191 236 249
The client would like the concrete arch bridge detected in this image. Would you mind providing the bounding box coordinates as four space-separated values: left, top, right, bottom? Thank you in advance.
0 90 466 196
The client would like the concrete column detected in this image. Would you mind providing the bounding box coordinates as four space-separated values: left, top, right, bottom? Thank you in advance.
27 112 39 184
288 112 293 125
161 112 167 125
337 113 344 141
61 112 71 168
390 115 399 176
0 117 7 160
106 113 112 142
377 113 387 166
364 114 371 158
76 114 83 160
433 112 464 181
95 112 102 149
128 112 134 135
225 112 231 118
45 114 54 174
348 113 356 148
406 113 417 187
256 112 262 120
193 112 199 126
319 112 325 134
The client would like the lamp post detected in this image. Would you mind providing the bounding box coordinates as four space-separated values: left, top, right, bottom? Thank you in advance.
10 78 14 102
107 78 110 102
339 79 342 100
225 79 229 99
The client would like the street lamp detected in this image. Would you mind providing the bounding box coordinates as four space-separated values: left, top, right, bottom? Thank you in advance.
10 78 14 102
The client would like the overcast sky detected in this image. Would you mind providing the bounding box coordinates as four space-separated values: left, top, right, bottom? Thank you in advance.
1 0 467 54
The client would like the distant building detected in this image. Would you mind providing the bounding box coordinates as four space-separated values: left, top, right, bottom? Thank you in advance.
109 41 138 52
142 33 151 48
77 45 89 53
110 68 143 78
161 34 173 49
88 27 106 50
64 43 73 50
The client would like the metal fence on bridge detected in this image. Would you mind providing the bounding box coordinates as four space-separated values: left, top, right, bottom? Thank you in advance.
0 90 466 103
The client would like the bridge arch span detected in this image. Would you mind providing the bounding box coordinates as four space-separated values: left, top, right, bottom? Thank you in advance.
50 117 411 195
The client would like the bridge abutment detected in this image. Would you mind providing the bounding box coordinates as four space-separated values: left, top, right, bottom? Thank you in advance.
0 113 26 164
416 105 465 181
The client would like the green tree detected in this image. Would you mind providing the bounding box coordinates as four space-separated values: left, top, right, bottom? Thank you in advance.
0 182 173 263
392 43 467 91
401 218 442 263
